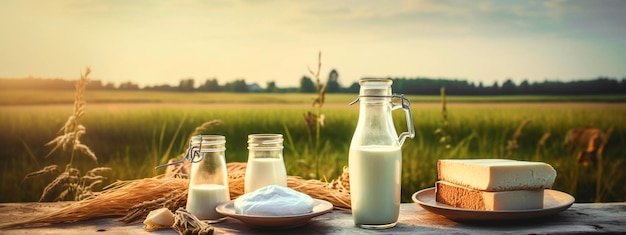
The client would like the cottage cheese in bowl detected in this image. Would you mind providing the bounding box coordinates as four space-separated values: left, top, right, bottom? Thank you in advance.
234 185 314 216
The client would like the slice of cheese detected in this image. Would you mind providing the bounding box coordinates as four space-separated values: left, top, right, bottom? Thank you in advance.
143 208 175 228
435 181 544 211
437 159 556 191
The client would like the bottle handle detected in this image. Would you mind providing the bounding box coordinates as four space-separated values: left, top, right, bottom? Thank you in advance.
392 95 415 146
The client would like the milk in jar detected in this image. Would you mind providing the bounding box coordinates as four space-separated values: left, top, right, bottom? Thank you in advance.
186 184 230 220
244 134 287 193
244 158 287 193
183 135 230 222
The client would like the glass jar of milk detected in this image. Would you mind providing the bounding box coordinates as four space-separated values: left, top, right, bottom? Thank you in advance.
244 134 287 193
348 78 415 229
185 135 230 222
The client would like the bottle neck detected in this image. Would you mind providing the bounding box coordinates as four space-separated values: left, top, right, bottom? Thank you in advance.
247 134 284 159
357 97 394 124
191 135 226 153
350 78 402 147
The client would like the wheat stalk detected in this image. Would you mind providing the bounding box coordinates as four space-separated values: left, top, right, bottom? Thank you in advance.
24 67 110 202
44 68 94 163
304 51 327 179
506 119 531 158
533 131 551 161
23 165 60 182
190 120 223 137
434 87 452 149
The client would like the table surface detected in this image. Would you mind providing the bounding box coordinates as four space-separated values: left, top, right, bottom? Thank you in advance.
0 202 624 234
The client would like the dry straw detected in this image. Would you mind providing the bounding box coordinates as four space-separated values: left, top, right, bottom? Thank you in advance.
172 208 214 235
1 175 189 228
1 163 351 228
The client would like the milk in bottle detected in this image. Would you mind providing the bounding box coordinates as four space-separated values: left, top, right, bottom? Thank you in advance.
348 78 415 229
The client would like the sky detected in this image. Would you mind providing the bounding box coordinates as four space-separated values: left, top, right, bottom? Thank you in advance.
1 0 625 88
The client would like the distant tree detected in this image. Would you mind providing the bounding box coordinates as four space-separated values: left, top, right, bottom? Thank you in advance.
103 82 116 90
119 81 139 90
347 82 360 93
501 79 517 94
178 78 195 92
266 81 278 93
326 69 340 93
474 81 486 95
490 81 500 95
224 79 248 92
519 80 530 94
533 80 562 95
234 80 248 92
300 76 316 93
593 77 621 94
86 80 103 90
144 84 174 91
198 78 220 92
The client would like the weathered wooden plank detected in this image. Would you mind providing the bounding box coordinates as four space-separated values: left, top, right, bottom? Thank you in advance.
0 202 624 234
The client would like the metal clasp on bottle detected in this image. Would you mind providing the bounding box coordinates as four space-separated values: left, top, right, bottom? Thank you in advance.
155 135 205 169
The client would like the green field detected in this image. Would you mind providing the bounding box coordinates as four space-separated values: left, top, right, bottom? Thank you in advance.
1 90 625 203
2 89 626 105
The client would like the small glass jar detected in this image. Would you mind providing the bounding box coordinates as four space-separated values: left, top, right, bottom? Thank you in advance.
244 134 287 193
185 135 230 222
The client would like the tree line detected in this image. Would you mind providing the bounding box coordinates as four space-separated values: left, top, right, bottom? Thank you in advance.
1 70 625 95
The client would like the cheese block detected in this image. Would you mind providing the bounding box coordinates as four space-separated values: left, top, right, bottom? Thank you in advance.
437 159 556 191
435 181 544 210
143 208 175 230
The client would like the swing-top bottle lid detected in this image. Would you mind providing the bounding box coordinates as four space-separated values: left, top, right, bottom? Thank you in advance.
359 78 392 97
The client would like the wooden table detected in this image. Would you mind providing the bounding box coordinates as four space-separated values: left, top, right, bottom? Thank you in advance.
0 202 624 234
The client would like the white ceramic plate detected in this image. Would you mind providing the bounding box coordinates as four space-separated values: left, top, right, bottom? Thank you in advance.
412 188 575 221
215 199 333 229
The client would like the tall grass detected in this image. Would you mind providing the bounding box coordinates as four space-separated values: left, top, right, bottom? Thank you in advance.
16 68 113 202
1 99 625 203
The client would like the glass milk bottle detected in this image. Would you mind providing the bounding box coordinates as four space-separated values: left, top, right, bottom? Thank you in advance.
244 134 287 193
185 135 230 222
348 78 415 229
